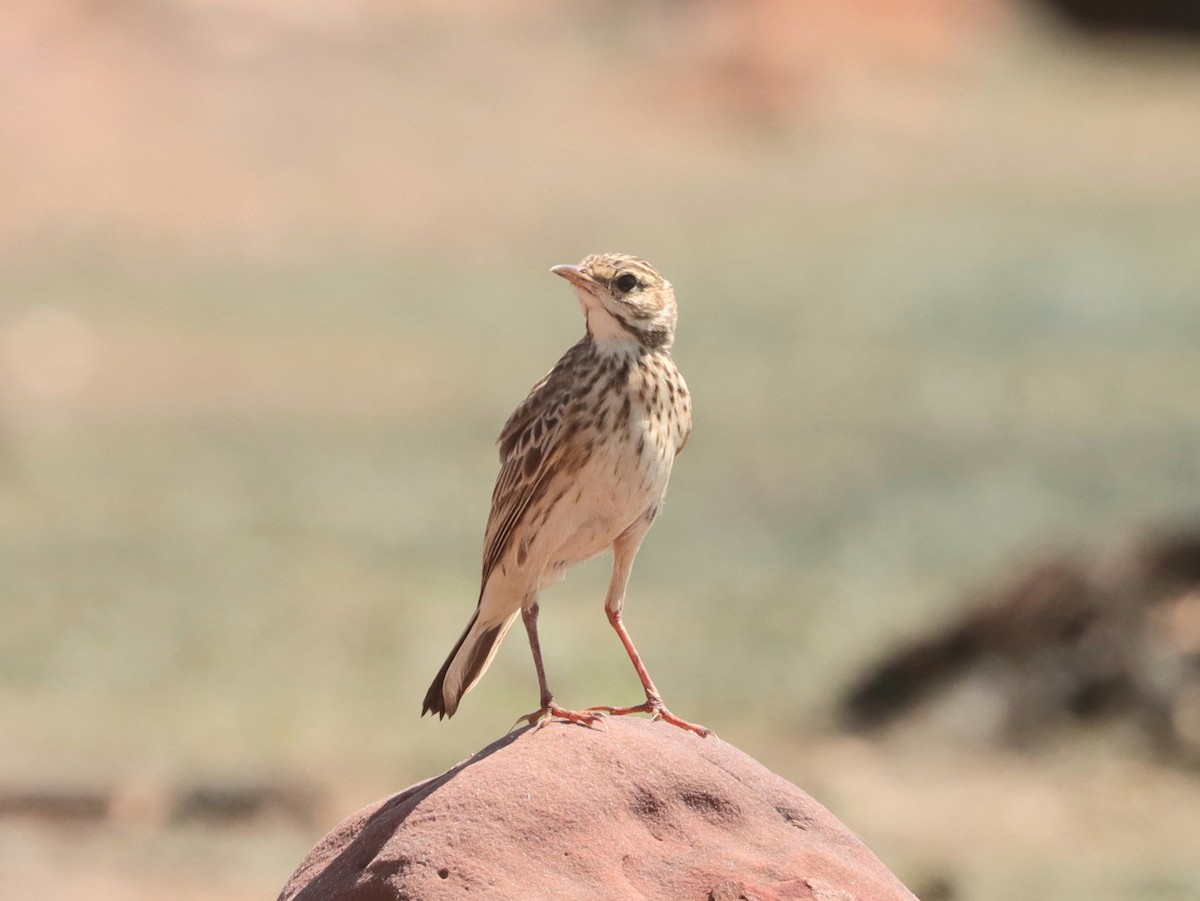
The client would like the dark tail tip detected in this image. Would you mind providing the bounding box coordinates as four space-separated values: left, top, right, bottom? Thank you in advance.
421 609 499 722
421 680 451 720
422 625 469 720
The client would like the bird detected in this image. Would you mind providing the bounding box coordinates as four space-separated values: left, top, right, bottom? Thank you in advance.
421 253 709 737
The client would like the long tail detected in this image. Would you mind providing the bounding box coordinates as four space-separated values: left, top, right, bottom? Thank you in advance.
422 605 520 719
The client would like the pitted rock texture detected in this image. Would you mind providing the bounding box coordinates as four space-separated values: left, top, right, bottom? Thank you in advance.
278 718 916 901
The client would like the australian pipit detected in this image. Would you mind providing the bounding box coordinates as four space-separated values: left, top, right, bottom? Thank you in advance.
421 253 708 737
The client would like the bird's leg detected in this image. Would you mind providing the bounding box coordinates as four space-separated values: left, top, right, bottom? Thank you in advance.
515 601 604 730
590 607 713 737
587 529 712 738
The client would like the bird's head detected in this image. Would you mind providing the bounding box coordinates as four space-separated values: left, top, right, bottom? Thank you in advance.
551 253 677 350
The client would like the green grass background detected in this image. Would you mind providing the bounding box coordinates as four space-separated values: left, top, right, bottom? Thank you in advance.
2 3 1200 898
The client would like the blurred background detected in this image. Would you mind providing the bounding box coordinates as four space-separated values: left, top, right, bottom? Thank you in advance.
3 0 1200 898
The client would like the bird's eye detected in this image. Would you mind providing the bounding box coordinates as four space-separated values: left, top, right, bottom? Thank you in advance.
614 273 640 293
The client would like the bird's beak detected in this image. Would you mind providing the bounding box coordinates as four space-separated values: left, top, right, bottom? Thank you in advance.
550 264 596 292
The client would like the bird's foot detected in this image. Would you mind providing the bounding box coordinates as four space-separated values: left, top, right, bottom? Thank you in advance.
514 702 607 732
587 697 712 738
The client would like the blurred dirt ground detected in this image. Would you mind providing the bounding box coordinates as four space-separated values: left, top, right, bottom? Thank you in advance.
3 1 1200 898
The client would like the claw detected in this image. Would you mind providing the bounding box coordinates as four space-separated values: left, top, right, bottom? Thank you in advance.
586 698 712 738
515 702 608 732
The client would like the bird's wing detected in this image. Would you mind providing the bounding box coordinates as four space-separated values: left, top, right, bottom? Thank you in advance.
480 339 591 586
676 412 692 456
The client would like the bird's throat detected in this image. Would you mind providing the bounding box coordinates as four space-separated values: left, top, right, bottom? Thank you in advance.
585 304 640 353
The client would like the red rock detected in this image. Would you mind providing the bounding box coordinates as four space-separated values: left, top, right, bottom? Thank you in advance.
279 718 915 901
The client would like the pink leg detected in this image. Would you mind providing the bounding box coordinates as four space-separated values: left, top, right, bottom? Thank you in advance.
516 602 604 730
587 527 711 738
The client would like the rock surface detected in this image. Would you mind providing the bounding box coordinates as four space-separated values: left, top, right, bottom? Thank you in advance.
278 718 916 901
